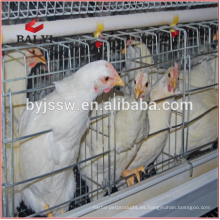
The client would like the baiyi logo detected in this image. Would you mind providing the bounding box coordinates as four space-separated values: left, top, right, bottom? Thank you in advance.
25 19 44 33
17 19 53 43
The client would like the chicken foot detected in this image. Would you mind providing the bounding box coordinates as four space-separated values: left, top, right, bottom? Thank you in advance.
45 204 66 218
122 166 145 187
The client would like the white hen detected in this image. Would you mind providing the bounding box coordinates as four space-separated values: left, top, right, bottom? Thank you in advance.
178 58 217 88
79 70 150 200
121 40 154 95
157 83 218 171
14 61 124 216
127 63 179 172
184 37 218 89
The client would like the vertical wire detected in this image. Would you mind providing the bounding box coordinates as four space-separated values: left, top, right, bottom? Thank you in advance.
2 56 9 217
185 56 191 153
9 90 14 217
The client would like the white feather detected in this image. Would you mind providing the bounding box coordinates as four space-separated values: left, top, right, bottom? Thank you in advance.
15 60 120 216
121 40 153 95
157 83 218 171
127 75 177 171
79 73 150 201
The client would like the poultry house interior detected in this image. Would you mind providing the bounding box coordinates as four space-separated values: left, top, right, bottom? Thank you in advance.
1 1 218 218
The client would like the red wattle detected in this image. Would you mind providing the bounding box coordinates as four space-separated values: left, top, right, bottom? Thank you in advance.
168 84 171 92
30 61 37 67
103 88 111 93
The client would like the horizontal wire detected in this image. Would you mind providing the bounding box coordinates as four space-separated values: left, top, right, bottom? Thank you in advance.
115 141 217 185
147 106 218 138
2 150 110 188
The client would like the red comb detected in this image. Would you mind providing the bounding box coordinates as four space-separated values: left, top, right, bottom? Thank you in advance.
174 62 178 78
126 39 131 46
106 62 118 77
138 70 144 86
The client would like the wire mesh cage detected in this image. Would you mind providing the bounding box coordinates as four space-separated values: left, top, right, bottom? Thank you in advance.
1 1 218 217
1 1 217 23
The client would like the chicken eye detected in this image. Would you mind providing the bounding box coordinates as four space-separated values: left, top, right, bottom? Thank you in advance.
168 73 171 78
105 77 109 82
29 50 35 55
134 80 136 85
145 82 148 87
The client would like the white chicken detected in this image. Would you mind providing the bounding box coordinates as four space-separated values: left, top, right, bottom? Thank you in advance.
79 70 150 200
183 33 218 89
2 48 46 216
155 39 218 171
141 47 218 90
15 61 124 216
157 82 218 171
121 40 154 95
122 39 153 65
177 32 218 89
178 57 218 88
127 63 179 172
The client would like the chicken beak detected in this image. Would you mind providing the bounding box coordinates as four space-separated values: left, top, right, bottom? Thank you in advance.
170 78 177 89
121 48 126 55
112 75 125 87
36 54 47 65
121 43 138 55
136 85 143 99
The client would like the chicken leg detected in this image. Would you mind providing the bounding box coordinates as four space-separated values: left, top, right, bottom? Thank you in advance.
60 210 66 215
45 204 66 217
45 204 53 218
122 166 145 187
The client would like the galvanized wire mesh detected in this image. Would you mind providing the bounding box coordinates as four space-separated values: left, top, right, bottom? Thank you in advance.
1 19 218 217
1 1 217 22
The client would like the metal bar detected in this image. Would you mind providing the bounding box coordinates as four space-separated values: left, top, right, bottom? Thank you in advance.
65 38 91 63
1 19 218 217
147 106 218 138
2 2 217 20
3 45 28 77
89 127 109 138
3 129 52 144
2 53 9 217
185 55 191 152
107 91 111 195
118 49 218 74
2 150 110 188
115 143 217 185
52 41 72 69
9 90 14 216
182 158 193 177
3 8 218 44
113 92 116 185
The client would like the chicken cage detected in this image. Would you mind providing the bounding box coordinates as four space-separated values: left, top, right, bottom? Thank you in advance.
1 1 218 218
